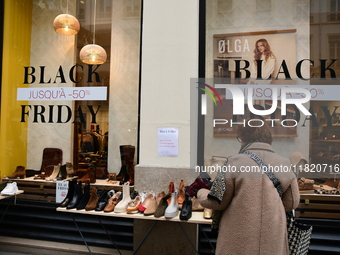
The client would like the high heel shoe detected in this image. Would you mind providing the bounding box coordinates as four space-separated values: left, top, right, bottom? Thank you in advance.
46 164 61 181
144 196 157 216
138 192 155 213
126 195 141 214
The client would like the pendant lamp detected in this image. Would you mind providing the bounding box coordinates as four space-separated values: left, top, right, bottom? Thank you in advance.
53 1 80 35
79 0 107 64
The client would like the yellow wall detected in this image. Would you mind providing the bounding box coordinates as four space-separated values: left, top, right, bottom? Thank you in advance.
0 0 32 177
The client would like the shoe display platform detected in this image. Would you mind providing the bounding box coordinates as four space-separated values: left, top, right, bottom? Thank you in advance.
57 207 212 224
297 193 340 220
2 177 133 202
0 190 24 200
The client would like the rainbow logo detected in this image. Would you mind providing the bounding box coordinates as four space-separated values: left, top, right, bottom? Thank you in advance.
197 82 223 115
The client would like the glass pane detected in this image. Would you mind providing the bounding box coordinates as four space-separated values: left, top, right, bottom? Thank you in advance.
1 0 141 193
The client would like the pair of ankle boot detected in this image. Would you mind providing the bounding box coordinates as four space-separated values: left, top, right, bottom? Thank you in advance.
60 179 115 211
79 187 113 211
6 166 26 179
154 181 183 218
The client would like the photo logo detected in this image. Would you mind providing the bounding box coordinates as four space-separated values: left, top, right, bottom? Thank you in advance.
214 84 312 116
197 82 223 115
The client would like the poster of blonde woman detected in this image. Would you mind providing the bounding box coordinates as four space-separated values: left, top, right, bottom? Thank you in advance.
212 30 299 137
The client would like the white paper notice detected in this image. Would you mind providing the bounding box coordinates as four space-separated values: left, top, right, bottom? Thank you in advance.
56 181 69 203
158 128 178 157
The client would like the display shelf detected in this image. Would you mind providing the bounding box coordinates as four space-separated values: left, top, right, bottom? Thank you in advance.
296 193 340 220
3 176 132 188
2 177 133 202
57 207 212 225
0 190 24 200
311 139 340 143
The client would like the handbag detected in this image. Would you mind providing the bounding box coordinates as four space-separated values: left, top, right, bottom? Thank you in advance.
243 151 313 255
286 211 313 255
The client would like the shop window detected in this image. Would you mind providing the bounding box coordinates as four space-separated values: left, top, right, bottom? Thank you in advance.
1 0 140 187
204 0 340 222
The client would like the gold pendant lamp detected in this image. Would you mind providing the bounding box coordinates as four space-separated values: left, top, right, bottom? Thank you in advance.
79 0 107 64
53 0 80 35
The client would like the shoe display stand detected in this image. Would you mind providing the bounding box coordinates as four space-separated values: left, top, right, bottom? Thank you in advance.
0 190 24 227
57 207 213 254
0 190 24 201
3 177 134 203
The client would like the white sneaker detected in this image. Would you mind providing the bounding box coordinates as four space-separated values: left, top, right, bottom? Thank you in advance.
1 182 19 195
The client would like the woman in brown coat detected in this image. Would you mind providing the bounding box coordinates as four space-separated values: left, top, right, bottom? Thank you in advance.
197 122 300 255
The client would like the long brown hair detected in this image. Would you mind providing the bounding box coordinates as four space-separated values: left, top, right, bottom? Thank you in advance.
253 38 275 63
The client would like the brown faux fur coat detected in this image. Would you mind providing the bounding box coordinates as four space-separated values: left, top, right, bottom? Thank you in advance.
198 143 300 255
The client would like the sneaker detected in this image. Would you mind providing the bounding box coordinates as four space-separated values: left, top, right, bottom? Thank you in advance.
1 182 19 195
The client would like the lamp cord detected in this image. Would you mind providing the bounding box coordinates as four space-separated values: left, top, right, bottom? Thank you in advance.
93 0 97 44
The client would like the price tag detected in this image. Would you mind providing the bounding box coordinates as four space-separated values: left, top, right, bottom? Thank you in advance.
56 181 69 203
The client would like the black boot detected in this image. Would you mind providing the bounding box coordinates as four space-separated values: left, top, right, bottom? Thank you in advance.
67 181 83 209
95 190 109 211
119 166 130 185
76 182 91 210
57 164 67 180
116 145 128 181
179 189 192 221
60 179 77 207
